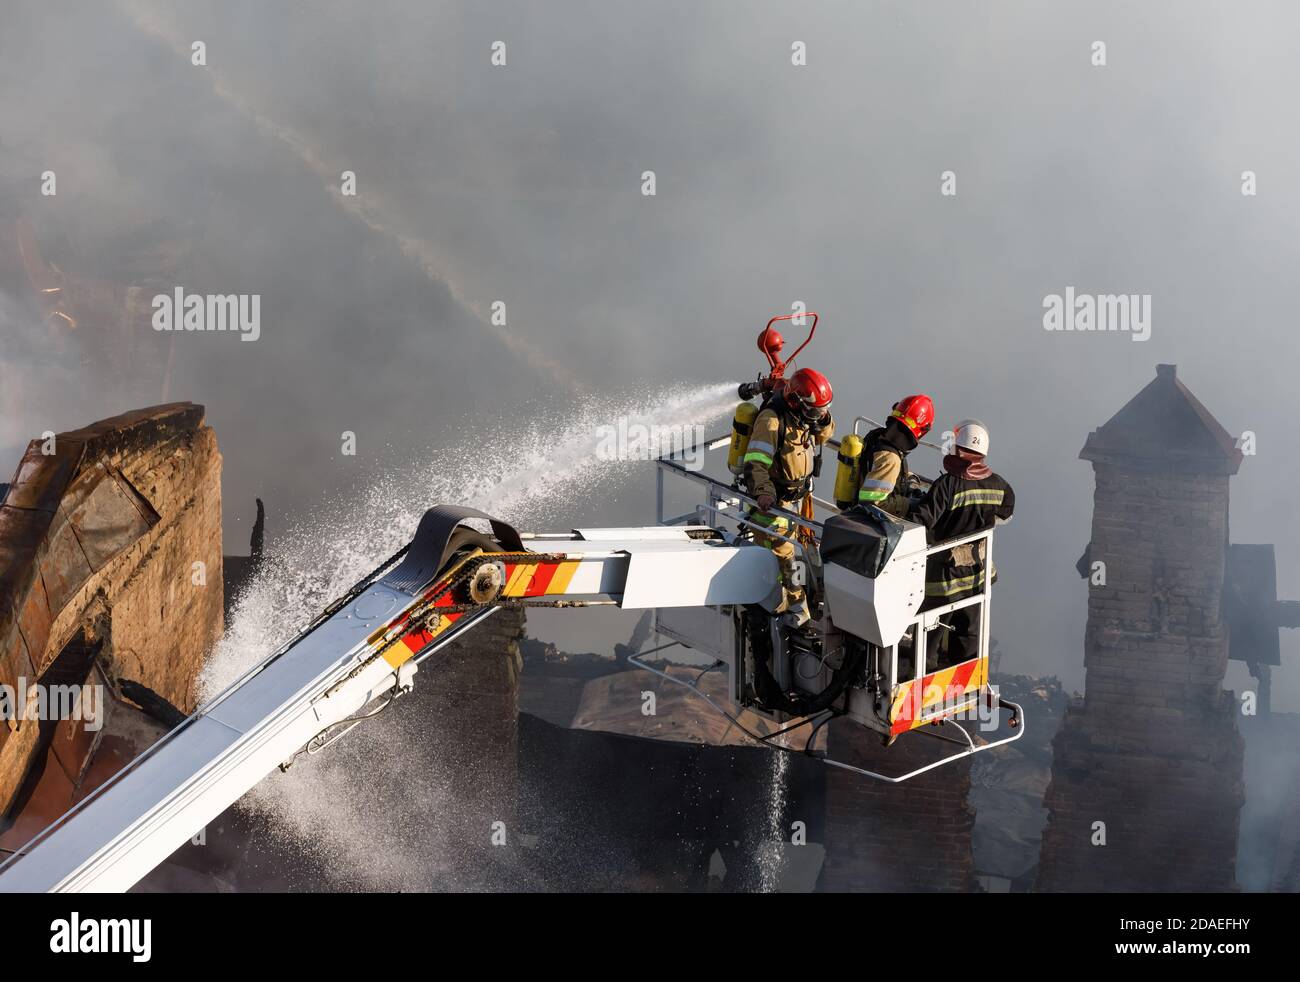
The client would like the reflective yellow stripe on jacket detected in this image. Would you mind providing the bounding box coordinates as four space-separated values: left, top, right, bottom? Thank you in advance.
743 438 776 467
856 449 902 503
924 570 987 598
951 488 1005 508
747 509 790 530
857 478 893 502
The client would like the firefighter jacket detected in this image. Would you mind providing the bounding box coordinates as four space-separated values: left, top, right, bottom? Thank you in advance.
854 422 917 517
743 398 835 503
908 455 1015 604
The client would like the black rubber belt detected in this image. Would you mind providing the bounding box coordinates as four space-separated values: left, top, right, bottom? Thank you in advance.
380 504 525 594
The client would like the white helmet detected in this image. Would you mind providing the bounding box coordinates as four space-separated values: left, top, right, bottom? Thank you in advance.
953 419 989 455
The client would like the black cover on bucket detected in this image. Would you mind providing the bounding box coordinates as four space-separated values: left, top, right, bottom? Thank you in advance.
820 505 903 579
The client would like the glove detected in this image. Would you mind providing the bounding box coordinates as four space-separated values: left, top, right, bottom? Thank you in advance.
756 493 776 512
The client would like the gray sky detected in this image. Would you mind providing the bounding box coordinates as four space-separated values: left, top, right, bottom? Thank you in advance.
2 1 1297 703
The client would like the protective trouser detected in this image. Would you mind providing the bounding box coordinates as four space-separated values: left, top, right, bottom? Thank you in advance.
748 504 802 611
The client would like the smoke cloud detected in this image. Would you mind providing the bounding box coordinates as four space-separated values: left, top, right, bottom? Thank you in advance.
2 1 1298 706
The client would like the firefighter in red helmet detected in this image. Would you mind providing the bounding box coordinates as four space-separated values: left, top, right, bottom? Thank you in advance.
853 393 935 517
742 367 835 620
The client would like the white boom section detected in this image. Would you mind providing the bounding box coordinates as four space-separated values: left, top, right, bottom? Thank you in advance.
0 524 776 893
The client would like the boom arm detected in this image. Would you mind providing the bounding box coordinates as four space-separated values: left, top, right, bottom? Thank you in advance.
0 507 777 893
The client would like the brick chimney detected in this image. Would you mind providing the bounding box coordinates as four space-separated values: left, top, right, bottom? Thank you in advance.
1036 365 1245 890
818 719 977 891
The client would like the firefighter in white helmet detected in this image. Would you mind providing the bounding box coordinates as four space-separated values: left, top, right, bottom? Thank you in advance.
907 419 1015 668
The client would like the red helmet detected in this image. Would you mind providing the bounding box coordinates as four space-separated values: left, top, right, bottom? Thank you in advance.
890 394 935 439
787 368 833 421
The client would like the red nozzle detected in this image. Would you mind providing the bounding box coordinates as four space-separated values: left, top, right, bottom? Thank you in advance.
758 312 818 377
757 327 784 369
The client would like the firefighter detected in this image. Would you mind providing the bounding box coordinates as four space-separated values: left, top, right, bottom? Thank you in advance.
854 394 935 516
742 367 835 620
908 419 1015 667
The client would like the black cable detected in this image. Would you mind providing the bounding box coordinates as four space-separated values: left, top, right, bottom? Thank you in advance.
804 711 836 754
282 683 404 770
693 660 724 684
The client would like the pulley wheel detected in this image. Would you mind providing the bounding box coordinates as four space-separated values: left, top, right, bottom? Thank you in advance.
469 562 505 604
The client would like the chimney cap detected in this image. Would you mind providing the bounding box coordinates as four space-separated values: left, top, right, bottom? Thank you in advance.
1156 364 1177 378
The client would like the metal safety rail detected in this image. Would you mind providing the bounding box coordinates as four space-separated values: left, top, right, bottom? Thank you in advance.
654 413 935 530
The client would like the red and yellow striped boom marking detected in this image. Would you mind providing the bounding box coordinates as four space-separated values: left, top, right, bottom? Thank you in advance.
367 553 585 668
501 557 581 598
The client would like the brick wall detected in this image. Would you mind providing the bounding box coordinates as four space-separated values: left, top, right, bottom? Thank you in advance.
820 717 977 891
417 606 526 847
1038 700 1243 890
1079 466 1233 707
0 404 222 813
